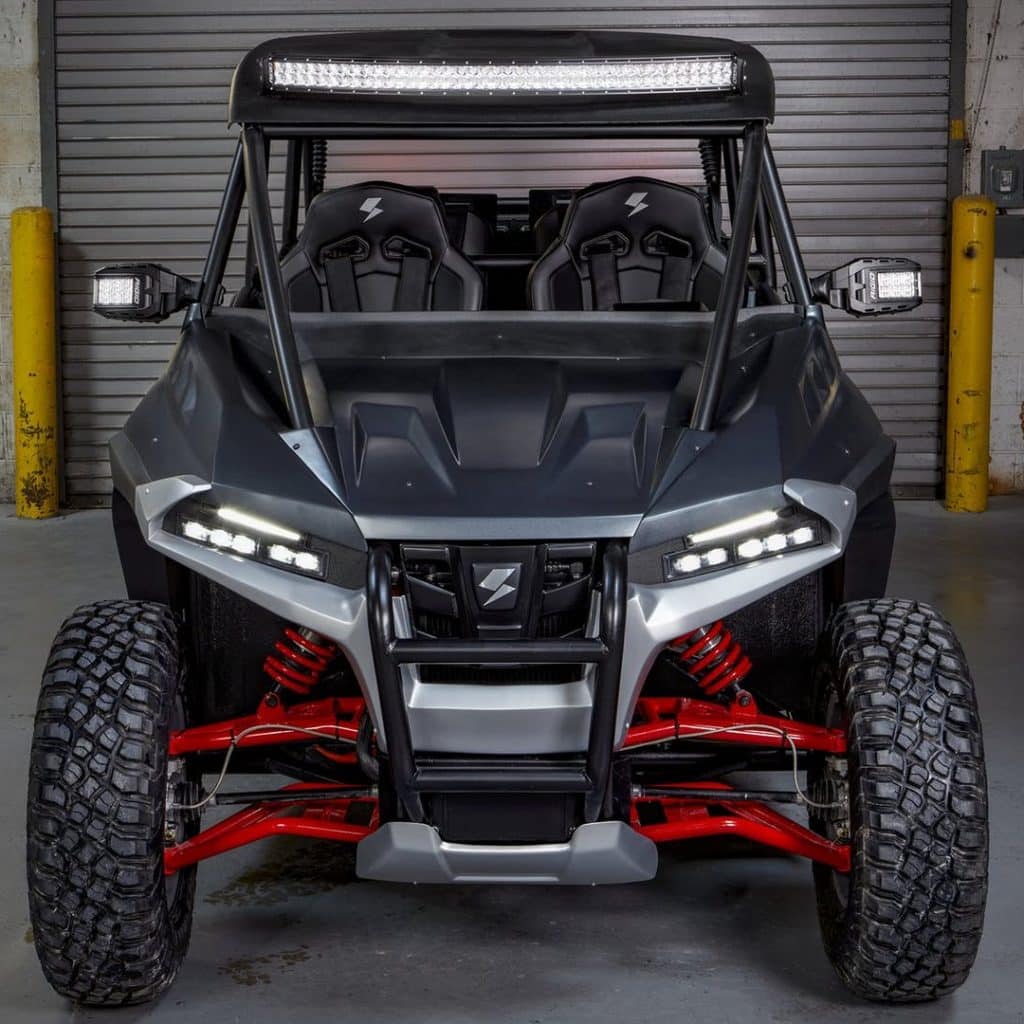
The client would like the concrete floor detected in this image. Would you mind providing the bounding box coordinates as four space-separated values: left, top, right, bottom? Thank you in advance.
0 499 1021 1023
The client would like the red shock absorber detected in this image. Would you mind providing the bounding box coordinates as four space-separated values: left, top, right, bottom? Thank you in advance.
670 620 752 701
263 626 337 698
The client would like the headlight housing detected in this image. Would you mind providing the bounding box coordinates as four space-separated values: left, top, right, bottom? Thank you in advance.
663 506 825 582
169 502 329 580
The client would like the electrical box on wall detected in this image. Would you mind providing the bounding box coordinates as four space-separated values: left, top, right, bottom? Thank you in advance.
982 148 1024 208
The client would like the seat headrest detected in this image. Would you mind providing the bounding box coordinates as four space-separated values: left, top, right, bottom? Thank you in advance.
528 177 725 311
281 181 483 312
299 182 448 257
558 177 715 257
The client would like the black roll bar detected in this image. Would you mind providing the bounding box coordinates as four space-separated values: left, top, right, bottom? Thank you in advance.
241 126 314 431
208 119 807 437
690 120 766 432
280 140 302 253
259 123 751 141
197 142 244 318
762 137 813 308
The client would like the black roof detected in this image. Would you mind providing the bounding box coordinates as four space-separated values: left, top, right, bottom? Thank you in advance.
229 30 774 134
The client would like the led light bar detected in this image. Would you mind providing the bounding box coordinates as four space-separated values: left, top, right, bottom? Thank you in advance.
217 506 301 542
869 269 921 302
176 509 328 579
665 507 825 582
268 56 737 95
686 509 779 546
94 275 141 307
92 262 206 323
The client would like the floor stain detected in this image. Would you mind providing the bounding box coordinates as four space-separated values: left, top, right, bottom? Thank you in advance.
24 927 33 944
204 840 357 907
218 946 312 987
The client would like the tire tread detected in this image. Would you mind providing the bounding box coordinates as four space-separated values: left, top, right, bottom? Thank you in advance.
813 597 988 1002
26 600 194 1006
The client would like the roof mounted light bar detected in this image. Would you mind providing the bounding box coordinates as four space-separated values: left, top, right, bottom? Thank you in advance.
268 56 738 96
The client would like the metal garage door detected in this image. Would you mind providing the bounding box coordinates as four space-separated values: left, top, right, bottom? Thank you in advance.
51 0 953 504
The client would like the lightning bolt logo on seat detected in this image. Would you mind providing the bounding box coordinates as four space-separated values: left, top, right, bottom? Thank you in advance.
360 197 384 222
625 191 649 217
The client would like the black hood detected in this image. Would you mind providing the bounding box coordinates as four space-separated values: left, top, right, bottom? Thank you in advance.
231 309 790 524
326 356 690 520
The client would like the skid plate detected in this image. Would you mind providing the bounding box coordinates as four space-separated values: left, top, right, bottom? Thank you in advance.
356 820 658 885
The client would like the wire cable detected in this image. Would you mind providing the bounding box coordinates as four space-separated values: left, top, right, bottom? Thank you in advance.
173 720 843 813
628 721 844 809
171 723 356 812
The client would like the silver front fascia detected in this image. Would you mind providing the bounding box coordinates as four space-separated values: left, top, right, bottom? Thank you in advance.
614 478 856 745
135 476 853 758
395 592 599 754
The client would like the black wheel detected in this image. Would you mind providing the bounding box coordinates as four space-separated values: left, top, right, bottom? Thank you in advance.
27 601 200 1006
808 598 988 1002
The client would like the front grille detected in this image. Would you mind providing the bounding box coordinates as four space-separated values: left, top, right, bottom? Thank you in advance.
537 609 586 639
400 541 597 644
412 612 460 640
543 558 591 591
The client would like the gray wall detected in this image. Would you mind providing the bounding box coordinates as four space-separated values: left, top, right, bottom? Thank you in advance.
51 0 954 505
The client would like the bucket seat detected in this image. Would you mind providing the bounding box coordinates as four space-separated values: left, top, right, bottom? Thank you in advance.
280 181 484 312
528 177 726 311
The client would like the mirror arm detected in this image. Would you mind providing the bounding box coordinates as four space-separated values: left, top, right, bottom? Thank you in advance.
807 270 832 305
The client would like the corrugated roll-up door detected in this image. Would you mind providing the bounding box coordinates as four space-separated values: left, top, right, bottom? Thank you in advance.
54 0 952 504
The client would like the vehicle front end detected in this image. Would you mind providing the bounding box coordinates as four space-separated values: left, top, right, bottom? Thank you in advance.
29 28 986 1010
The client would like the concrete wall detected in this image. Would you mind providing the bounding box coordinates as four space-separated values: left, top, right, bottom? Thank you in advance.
0 0 42 503
966 0 1024 493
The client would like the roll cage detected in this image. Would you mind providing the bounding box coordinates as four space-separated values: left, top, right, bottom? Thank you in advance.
192 30 814 438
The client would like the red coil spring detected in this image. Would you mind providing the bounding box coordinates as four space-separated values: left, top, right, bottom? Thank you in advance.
670 620 751 699
263 626 337 697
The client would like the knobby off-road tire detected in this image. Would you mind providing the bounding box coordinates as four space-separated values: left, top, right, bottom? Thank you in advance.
27 601 197 1006
809 599 988 1002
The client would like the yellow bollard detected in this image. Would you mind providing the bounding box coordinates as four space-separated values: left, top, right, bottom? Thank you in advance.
944 195 995 512
11 207 59 518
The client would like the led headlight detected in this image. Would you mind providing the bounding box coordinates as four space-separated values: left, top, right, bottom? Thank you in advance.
664 506 825 582
868 268 921 302
268 55 737 95
94 275 141 307
173 504 328 579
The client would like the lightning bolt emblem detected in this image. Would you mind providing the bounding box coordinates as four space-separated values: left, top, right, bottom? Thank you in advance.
624 191 649 217
360 197 383 222
477 567 517 607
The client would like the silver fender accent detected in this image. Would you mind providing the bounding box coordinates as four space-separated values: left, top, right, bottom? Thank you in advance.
132 476 386 741
356 821 658 885
615 479 856 744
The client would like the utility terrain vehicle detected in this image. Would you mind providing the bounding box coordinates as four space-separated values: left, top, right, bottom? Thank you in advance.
27 29 988 1006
